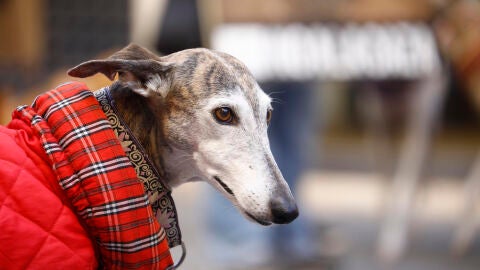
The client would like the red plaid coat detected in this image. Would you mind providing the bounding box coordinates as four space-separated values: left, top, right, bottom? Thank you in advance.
0 82 173 269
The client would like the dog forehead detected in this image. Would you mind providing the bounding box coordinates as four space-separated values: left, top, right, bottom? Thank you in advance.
172 48 265 105
200 61 268 112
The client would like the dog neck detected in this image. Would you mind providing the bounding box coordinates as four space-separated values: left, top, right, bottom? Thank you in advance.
103 82 198 188
106 82 164 167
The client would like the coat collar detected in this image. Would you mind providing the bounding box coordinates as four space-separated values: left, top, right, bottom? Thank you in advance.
95 86 182 248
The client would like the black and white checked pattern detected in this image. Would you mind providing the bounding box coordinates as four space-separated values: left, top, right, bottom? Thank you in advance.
43 142 63 154
60 157 132 190
15 105 28 112
78 195 150 219
58 119 111 147
58 174 78 190
43 90 91 119
31 115 45 127
103 230 167 253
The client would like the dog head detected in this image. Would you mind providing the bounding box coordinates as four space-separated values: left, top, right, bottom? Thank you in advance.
68 44 298 225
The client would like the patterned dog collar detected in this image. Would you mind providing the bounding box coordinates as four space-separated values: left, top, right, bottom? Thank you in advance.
95 87 182 248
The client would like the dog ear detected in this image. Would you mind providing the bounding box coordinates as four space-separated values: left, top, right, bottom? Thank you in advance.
67 44 173 97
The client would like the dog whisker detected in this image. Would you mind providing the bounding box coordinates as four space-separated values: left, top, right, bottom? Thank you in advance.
270 98 284 104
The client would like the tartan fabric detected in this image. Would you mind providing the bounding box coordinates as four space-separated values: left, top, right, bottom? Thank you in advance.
13 82 173 269
95 87 182 248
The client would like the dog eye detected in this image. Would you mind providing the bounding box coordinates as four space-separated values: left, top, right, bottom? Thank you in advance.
266 110 272 124
213 107 235 124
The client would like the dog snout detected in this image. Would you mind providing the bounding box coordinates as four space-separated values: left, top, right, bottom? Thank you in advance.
269 196 299 224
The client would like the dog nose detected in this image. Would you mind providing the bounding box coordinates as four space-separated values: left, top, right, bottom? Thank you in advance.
269 196 299 224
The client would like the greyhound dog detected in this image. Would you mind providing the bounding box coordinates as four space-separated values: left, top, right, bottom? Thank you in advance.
68 44 298 226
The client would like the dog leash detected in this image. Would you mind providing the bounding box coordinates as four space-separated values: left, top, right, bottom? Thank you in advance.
166 242 187 270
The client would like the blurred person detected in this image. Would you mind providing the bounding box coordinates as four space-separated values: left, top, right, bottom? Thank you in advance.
263 81 319 264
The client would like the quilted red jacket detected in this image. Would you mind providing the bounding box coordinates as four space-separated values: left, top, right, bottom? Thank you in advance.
0 82 173 269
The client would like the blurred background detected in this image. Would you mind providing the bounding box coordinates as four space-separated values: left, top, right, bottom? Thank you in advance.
1 0 480 269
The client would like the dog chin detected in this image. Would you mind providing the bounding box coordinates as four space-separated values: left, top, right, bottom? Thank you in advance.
210 176 274 226
244 211 272 226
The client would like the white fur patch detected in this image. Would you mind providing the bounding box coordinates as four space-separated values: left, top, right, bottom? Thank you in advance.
258 89 272 109
143 74 169 97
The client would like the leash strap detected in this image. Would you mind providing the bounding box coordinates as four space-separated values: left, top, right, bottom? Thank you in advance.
166 242 187 270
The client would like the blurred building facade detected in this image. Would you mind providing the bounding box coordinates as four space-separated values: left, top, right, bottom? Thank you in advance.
1 0 480 269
